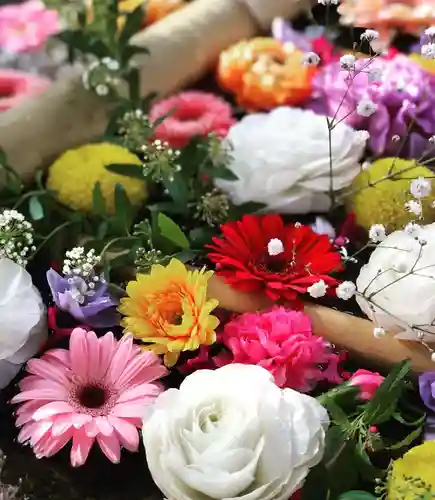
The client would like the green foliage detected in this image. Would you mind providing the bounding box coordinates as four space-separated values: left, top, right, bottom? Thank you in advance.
157 213 190 249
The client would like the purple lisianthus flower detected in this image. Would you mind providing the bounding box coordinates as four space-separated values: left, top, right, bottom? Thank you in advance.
307 55 435 159
420 371 435 412
47 268 120 328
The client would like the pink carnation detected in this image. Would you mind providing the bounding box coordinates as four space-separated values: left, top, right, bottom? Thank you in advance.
349 369 384 401
0 0 60 54
0 69 51 111
149 91 236 148
12 328 167 466
219 307 343 392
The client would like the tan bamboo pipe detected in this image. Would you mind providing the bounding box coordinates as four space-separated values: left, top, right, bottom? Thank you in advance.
0 0 310 183
207 274 435 373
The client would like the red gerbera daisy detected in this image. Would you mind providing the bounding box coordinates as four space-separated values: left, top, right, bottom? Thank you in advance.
208 214 342 305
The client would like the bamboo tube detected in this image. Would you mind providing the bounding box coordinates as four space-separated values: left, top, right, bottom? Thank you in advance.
0 0 309 183
207 274 435 373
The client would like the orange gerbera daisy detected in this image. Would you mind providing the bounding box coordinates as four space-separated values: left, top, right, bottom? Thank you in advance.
119 258 219 366
217 37 317 112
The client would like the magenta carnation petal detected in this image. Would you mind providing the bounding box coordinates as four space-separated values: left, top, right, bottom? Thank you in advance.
12 328 167 466
220 306 343 392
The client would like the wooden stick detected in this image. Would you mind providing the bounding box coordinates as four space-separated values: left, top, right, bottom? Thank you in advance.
207 274 435 373
0 0 309 183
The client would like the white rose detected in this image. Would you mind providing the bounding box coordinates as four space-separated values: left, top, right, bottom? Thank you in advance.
216 107 367 214
356 223 435 341
0 258 47 389
142 364 328 500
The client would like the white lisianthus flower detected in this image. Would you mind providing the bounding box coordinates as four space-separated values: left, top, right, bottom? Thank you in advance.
142 364 329 500
356 223 435 342
0 258 47 388
215 107 367 214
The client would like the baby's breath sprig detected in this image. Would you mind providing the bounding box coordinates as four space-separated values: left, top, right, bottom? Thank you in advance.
195 188 230 227
141 140 181 183
82 57 121 97
0 210 35 267
117 109 153 150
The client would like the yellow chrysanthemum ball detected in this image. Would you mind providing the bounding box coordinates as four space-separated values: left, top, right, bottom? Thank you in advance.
47 143 147 214
409 54 435 75
388 442 435 499
347 158 435 232
119 258 220 367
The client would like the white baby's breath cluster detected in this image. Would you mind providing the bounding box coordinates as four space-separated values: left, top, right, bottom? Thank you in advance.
82 57 120 96
404 177 432 219
141 139 181 182
62 247 101 279
302 51 321 67
0 210 35 267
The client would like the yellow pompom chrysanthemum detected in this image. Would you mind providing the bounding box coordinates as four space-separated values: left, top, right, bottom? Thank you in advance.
119 258 219 366
47 143 147 214
409 54 435 75
388 441 435 499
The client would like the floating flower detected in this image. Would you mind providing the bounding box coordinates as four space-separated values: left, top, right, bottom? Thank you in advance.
0 258 47 389
356 223 435 342
0 69 50 111
142 364 329 500
0 0 60 54
219 307 342 391
217 38 317 111
309 55 435 159
387 442 435 499
119 258 219 366
149 91 235 148
208 214 342 304
349 369 384 400
46 143 147 214
47 247 119 328
12 328 167 466
215 107 367 213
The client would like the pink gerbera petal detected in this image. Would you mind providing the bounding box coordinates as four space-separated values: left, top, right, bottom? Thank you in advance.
12 328 166 466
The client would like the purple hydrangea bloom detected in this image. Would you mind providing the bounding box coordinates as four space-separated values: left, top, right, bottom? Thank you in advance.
419 372 435 440
47 268 119 328
307 55 435 159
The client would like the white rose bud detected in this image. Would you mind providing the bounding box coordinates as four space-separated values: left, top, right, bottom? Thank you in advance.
142 364 329 500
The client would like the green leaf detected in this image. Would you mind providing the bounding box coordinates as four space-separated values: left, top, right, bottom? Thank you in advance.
121 44 150 65
393 411 426 427
113 183 133 233
0 147 8 166
92 182 107 217
386 425 423 451
162 173 190 211
29 196 44 221
189 227 216 247
301 464 329 500
56 30 111 58
119 5 144 46
338 491 377 500
354 440 382 481
97 221 109 240
34 170 45 190
203 165 239 181
126 67 140 103
362 360 412 425
323 426 348 468
106 163 144 179
175 249 198 263
157 213 190 249
324 400 351 427
229 201 266 219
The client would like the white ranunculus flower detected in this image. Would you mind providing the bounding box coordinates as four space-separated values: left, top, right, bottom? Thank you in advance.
142 364 329 500
356 223 435 342
216 107 367 214
0 258 47 388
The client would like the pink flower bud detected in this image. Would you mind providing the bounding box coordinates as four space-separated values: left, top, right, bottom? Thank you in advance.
349 368 385 400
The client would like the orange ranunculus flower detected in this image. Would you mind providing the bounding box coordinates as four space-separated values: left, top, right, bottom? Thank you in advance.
217 37 317 112
119 0 186 27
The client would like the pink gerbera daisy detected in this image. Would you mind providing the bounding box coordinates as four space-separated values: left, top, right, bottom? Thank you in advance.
12 328 167 467
149 91 236 148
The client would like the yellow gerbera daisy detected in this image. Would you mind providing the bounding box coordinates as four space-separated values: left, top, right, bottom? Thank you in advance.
119 258 219 366
388 441 435 499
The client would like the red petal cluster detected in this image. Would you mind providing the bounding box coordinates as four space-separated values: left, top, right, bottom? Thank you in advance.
208 214 342 305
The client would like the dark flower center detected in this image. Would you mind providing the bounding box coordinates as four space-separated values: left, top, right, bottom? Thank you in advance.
266 258 288 273
78 385 107 409
172 313 183 325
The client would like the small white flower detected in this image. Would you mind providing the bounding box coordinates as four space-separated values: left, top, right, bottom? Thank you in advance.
336 281 356 300
410 177 432 199
302 52 321 66
267 238 284 256
425 27 435 38
95 84 109 96
391 134 400 142
307 279 328 298
369 224 386 243
360 29 379 41
429 135 435 145
368 66 383 83
373 327 386 339
356 98 378 117
361 161 371 170
404 222 420 238
405 199 422 217
340 54 356 70
422 43 435 59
